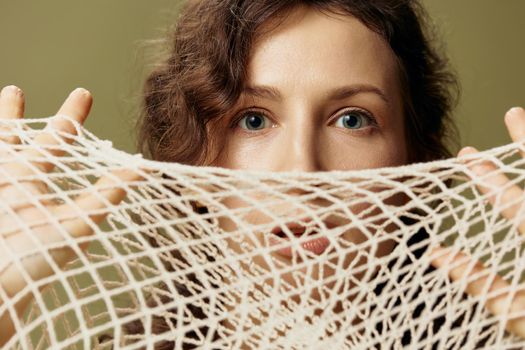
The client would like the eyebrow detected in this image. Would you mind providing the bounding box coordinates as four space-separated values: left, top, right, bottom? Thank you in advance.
242 84 390 104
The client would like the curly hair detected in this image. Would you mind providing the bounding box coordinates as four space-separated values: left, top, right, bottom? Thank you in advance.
136 0 459 166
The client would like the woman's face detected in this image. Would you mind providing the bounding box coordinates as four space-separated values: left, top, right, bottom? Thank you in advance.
209 6 408 306
213 6 407 170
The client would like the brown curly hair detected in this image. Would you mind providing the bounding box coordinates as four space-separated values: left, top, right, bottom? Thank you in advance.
136 0 459 166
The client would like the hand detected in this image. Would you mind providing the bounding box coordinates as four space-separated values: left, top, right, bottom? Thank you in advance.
0 86 141 346
429 107 525 338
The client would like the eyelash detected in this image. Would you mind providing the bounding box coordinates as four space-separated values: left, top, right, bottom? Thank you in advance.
230 107 378 133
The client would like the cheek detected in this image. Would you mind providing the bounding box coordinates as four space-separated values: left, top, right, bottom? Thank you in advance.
321 130 407 170
213 133 282 170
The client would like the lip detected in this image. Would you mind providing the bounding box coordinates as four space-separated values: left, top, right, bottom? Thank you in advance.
267 219 336 258
267 235 331 257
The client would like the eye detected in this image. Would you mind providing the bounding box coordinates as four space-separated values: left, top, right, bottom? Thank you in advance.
237 111 272 131
333 109 376 130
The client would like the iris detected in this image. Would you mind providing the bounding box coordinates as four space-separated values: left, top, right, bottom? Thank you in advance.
239 113 266 130
341 113 362 129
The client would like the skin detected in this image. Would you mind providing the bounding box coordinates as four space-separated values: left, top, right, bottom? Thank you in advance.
213 6 407 309
1 5 525 345
0 87 142 346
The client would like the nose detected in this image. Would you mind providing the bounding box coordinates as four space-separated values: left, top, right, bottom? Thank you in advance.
275 116 320 172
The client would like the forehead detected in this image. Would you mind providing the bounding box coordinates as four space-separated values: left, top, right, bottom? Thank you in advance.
246 6 400 99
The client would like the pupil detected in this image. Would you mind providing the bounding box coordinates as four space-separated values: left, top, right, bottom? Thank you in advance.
343 114 360 128
247 115 264 129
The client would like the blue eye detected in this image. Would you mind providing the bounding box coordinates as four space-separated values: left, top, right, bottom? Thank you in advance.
334 110 374 130
237 112 270 131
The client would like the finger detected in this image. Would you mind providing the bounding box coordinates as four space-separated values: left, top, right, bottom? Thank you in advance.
54 169 143 238
458 146 525 232
0 176 49 212
504 107 525 144
0 85 25 144
429 245 525 338
0 85 25 120
15 88 92 174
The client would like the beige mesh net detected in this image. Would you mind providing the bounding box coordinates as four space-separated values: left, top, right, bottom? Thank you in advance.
1 116 525 349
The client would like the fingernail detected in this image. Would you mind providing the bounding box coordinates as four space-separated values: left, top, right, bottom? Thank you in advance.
1 85 22 97
504 107 524 124
70 87 90 97
509 107 524 115
458 146 476 158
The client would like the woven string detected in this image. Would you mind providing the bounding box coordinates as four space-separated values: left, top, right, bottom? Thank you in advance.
1 116 525 349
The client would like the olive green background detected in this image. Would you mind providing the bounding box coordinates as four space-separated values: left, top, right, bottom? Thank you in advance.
0 1 524 155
